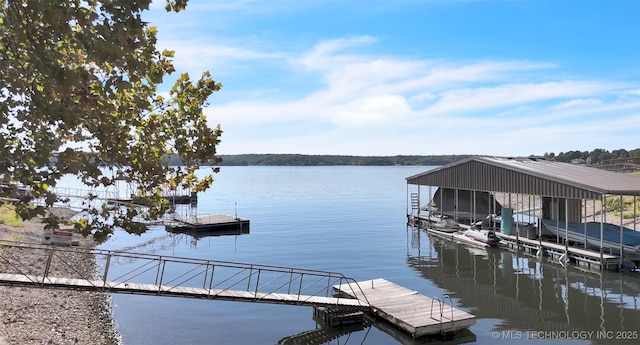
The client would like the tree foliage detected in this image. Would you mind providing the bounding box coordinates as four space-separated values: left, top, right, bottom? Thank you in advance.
542 148 640 165
0 0 222 242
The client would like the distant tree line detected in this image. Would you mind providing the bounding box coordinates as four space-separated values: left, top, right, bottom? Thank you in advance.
214 154 474 166
160 148 640 166
541 148 640 165
160 154 476 166
68 153 472 167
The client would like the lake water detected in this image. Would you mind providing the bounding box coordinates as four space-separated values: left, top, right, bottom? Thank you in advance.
85 166 639 345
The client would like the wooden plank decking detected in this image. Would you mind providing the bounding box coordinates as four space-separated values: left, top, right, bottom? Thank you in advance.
0 273 366 308
334 278 476 337
1 271 477 338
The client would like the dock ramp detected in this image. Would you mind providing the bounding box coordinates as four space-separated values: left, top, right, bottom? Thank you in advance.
335 278 476 337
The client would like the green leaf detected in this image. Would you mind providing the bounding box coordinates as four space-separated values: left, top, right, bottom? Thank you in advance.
1 0 221 243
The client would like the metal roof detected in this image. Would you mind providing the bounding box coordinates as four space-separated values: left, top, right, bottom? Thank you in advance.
406 156 640 199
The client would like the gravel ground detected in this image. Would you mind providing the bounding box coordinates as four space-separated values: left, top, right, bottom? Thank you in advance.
0 208 121 345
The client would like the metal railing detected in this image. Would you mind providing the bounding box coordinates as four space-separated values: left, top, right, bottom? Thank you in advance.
49 186 118 201
430 294 454 334
0 241 369 308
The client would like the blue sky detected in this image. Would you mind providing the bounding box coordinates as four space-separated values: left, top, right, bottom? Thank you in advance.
147 0 640 156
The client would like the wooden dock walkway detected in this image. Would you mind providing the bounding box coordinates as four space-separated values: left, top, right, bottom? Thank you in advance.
1 242 476 339
334 278 476 337
0 273 366 308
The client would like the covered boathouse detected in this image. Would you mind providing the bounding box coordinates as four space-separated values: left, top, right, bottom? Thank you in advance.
406 156 640 271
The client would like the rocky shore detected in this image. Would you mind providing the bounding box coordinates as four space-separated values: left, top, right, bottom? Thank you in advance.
0 208 121 345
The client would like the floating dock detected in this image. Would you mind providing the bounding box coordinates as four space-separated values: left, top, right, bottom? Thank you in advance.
163 193 197 205
313 306 364 327
334 278 476 338
409 213 623 271
106 193 197 206
166 214 250 233
497 233 620 270
408 214 493 249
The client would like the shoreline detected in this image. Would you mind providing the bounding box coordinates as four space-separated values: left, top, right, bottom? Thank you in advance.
0 208 121 345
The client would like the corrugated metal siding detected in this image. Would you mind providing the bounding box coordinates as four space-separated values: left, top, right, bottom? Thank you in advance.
406 157 640 199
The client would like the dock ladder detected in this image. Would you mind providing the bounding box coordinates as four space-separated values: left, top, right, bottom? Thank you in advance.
429 294 454 335
410 193 420 213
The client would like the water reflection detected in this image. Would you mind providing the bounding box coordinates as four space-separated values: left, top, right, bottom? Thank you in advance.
277 314 477 345
277 317 373 345
406 226 640 343
167 228 250 248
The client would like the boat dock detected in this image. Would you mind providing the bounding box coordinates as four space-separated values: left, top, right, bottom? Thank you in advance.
106 193 197 206
50 186 198 206
166 214 250 233
408 214 493 249
409 213 622 270
163 192 197 205
497 233 620 270
405 157 640 272
334 278 476 338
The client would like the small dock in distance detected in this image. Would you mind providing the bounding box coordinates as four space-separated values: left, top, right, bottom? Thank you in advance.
334 278 476 338
166 214 250 233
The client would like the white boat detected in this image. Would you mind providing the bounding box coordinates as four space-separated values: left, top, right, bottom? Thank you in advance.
462 228 500 247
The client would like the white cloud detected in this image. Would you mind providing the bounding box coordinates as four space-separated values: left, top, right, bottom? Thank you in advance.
187 35 640 155
556 98 603 108
292 36 378 71
159 39 283 77
328 94 411 127
423 81 614 116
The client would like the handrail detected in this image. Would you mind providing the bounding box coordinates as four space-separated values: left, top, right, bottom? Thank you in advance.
442 294 454 333
0 241 370 308
429 296 441 321
429 294 454 334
